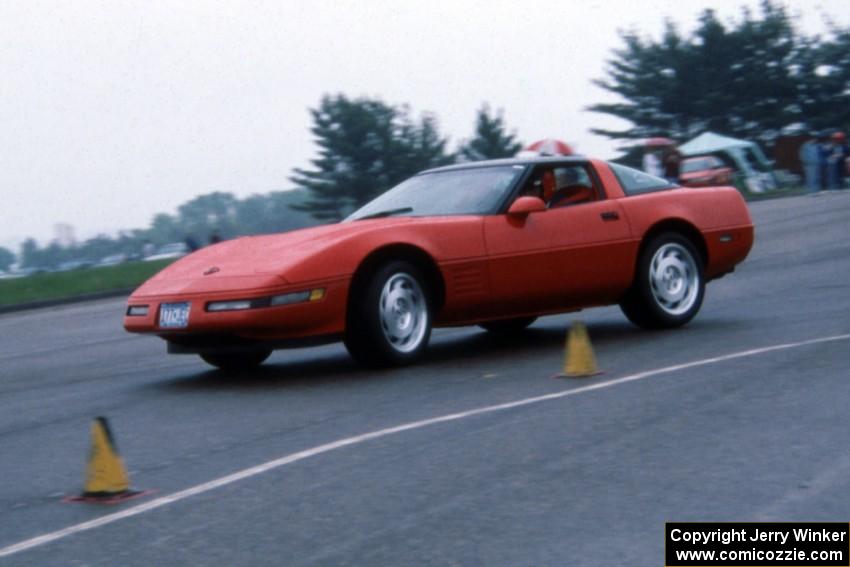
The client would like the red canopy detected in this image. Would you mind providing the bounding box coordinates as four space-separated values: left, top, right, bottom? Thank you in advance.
524 139 574 156
644 137 675 147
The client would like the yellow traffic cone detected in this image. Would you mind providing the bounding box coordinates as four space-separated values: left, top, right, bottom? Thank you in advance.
66 417 147 503
555 321 602 378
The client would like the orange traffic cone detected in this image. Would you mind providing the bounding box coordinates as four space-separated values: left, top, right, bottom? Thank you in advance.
554 321 602 378
65 417 149 504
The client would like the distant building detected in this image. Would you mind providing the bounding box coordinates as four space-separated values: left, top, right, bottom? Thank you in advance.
53 223 76 248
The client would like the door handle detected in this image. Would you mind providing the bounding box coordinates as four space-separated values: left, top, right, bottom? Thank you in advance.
600 211 619 221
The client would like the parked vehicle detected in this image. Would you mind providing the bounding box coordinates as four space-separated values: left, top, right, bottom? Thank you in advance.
56 260 91 272
144 242 190 262
680 156 734 187
96 253 127 267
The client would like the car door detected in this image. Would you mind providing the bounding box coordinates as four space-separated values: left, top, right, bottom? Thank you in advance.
483 163 635 317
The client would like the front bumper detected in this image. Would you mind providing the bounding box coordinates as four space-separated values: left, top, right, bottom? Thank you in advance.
123 278 350 343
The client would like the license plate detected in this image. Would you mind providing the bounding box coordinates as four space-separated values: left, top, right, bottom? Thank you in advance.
159 302 190 328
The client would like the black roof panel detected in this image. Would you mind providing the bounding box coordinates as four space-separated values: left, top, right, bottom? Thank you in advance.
421 155 590 174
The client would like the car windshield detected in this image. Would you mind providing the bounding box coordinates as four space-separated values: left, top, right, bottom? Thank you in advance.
346 165 526 221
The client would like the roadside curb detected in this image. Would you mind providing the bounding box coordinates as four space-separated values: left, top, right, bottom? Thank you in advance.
0 288 133 315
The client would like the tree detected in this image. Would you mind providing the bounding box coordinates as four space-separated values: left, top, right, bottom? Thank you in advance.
236 190 314 235
793 24 850 131
19 239 39 269
40 242 67 270
177 192 239 242
588 1 844 147
0 247 15 271
263 190 315 233
291 94 453 222
148 213 182 245
458 104 523 161
393 112 454 177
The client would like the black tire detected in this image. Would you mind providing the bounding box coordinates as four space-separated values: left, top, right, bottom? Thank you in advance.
200 350 272 371
479 316 537 334
620 232 705 329
344 260 432 367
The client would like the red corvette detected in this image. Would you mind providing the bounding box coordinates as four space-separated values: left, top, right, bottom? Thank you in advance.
124 157 753 370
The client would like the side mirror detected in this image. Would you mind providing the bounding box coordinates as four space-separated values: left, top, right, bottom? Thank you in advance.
507 196 546 216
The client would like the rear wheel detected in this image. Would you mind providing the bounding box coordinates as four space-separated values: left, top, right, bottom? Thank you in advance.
620 232 704 329
345 261 432 367
479 316 537 334
200 350 272 371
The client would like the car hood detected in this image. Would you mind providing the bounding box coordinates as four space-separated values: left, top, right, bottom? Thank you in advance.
133 219 418 296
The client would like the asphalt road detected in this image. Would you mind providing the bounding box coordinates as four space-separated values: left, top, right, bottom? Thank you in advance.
1 191 849 566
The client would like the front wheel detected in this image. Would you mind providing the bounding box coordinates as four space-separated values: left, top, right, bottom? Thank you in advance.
200 350 272 371
620 233 705 329
345 261 432 367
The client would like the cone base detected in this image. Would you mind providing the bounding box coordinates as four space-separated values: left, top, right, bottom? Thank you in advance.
63 489 155 505
552 370 604 379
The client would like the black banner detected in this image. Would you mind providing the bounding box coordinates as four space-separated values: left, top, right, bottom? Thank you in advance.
666 523 850 566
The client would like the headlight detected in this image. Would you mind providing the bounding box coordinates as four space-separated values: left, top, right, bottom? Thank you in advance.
206 289 325 312
126 305 149 316
270 291 311 306
207 300 253 312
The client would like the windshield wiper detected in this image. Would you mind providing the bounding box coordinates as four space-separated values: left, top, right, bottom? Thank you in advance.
355 207 413 220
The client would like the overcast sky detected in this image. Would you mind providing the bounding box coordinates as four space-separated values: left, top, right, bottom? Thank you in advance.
1 0 847 251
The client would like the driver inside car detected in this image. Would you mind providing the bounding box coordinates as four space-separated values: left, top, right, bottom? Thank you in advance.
519 170 556 202
548 166 596 208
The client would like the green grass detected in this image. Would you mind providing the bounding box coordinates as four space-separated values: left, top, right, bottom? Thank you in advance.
0 260 174 307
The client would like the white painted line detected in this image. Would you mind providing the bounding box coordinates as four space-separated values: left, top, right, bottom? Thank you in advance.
2 333 848 558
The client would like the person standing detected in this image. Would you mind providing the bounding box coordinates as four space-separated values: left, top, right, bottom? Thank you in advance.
662 145 682 185
829 132 848 189
799 134 821 192
643 149 663 178
817 132 831 190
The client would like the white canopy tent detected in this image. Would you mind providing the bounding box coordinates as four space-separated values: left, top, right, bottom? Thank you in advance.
678 132 776 192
